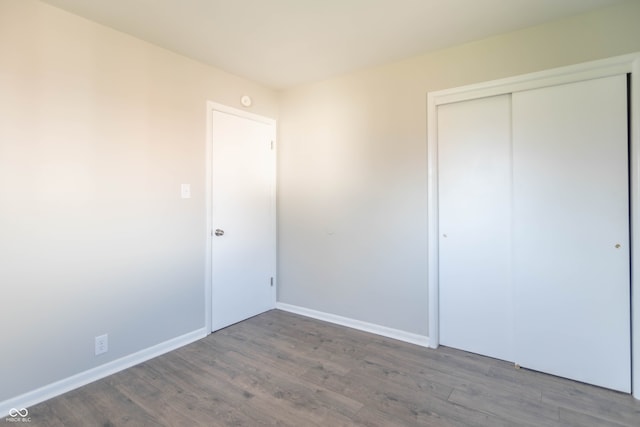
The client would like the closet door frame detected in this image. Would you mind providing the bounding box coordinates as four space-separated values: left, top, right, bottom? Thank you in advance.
426 52 640 398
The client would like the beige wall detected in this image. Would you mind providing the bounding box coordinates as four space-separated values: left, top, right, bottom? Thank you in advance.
277 0 640 335
0 0 278 402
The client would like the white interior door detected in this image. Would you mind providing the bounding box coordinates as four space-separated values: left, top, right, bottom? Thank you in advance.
211 109 276 332
512 75 630 392
438 95 514 361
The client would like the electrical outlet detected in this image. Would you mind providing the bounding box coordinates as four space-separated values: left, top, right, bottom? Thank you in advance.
95 334 108 356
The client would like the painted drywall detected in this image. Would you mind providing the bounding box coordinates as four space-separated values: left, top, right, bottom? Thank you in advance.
277 0 640 336
0 0 278 403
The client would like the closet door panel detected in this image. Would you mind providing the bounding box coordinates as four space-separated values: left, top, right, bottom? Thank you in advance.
512 75 630 392
438 95 513 361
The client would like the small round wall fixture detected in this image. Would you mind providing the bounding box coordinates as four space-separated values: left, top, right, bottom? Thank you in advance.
240 95 252 107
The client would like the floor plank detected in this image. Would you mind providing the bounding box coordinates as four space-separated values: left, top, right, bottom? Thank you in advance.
20 309 640 426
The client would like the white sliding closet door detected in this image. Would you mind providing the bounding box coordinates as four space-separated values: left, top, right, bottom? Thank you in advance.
438 95 514 361
512 75 630 392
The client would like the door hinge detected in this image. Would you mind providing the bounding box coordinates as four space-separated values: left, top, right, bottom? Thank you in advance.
270 140 274 150
270 277 274 287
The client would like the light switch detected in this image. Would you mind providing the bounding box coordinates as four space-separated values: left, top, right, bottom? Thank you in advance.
181 184 191 199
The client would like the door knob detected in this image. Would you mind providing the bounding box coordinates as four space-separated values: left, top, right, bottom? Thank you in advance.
615 243 621 249
214 229 225 237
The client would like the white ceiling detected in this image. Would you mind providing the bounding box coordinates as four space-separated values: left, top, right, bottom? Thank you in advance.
40 0 627 89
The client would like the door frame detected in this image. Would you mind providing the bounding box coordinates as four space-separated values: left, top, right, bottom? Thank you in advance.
426 52 640 398
205 101 277 334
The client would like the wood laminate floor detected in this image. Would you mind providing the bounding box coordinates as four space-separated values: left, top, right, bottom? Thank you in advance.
18 310 640 426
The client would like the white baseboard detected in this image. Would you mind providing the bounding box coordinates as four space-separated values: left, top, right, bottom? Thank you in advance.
275 302 430 348
0 327 207 418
